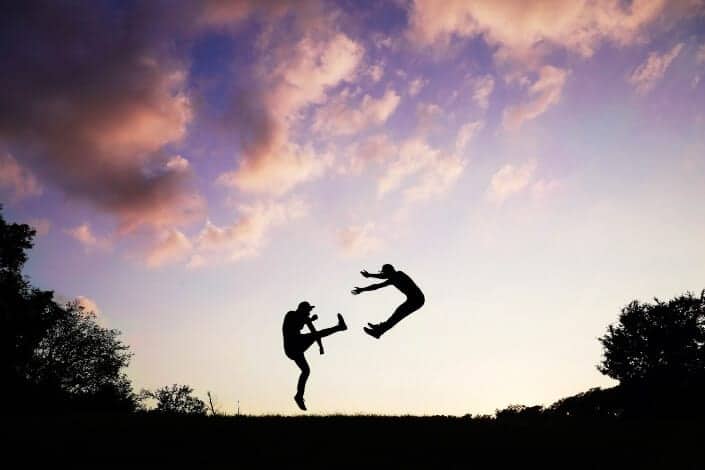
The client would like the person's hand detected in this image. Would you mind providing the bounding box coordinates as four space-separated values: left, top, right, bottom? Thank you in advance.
309 314 318 322
351 287 362 295
361 270 370 278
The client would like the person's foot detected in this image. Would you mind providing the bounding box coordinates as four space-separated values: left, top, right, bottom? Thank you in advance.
294 395 307 411
337 313 347 330
363 325 383 339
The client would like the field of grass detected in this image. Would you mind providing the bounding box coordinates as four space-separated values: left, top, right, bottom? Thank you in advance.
8 414 702 468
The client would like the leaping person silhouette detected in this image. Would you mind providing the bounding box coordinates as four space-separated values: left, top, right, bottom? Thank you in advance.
352 264 425 339
282 301 347 411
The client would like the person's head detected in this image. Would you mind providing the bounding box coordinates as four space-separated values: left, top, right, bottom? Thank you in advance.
381 264 395 275
297 301 315 313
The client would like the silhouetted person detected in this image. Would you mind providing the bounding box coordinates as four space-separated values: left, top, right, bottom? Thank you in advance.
352 264 425 339
282 301 347 411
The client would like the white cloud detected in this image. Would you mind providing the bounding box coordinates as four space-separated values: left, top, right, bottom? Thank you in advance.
416 102 443 133
628 42 684 94
76 296 100 315
503 66 568 130
367 63 385 82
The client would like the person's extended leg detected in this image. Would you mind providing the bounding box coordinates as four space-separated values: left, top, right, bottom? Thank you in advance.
366 297 424 338
293 355 310 410
306 313 347 342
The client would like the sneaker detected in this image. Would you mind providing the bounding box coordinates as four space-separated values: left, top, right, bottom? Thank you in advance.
363 325 382 339
294 395 307 411
337 313 347 330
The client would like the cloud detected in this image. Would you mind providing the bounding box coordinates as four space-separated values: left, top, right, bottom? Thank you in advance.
486 158 537 204
313 88 401 136
76 296 100 315
66 223 111 251
407 0 692 62
471 75 495 109
367 63 385 82
416 102 443 133
0 153 42 201
338 223 383 256
628 42 684 94
456 120 484 153
0 2 204 231
345 134 398 174
503 65 569 130
146 229 193 268
191 199 308 265
379 138 465 202
698 44 705 64
220 28 365 195
28 218 51 237
408 77 428 96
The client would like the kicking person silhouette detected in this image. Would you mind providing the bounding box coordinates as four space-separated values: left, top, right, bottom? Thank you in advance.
282 301 347 411
352 264 425 339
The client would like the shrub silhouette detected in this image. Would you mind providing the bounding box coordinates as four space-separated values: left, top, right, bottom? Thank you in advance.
140 384 207 415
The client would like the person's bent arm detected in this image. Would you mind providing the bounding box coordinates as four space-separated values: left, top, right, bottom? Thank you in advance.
351 280 391 295
305 316 324 354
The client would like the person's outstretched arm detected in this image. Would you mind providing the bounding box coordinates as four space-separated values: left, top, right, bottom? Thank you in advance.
360 269 387 279
351 280 391 295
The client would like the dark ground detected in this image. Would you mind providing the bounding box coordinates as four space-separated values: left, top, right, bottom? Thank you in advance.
5 414 703 469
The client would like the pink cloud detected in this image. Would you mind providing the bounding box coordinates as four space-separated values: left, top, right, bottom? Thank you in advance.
628 42 684 94
28 218 51 237
0 153 41 201
66 223 112 251
471 75 495 109
503 66 569 130
378 138 465 202
146 229 193 268
221 30 364 194
456 120 484 153
344 134 398 174
313 88 401 136
486 158 538 204
408 77 428 96
75 296 100 315
338 223 383 256
191 199 308 265
407 0 686 62
415 102 443 133
0 3 204 231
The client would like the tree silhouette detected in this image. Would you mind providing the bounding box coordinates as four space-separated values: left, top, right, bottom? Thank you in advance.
25 301 135 410
598 291 705 386
1 207 135 411
140 384 207 415
597 290 705 417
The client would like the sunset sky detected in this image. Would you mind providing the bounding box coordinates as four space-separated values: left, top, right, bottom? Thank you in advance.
2 0 705 415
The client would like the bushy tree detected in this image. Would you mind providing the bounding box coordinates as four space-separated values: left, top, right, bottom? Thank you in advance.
1 207 135 411
26 301 135 409
140 384 206 415
598 291 705 386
